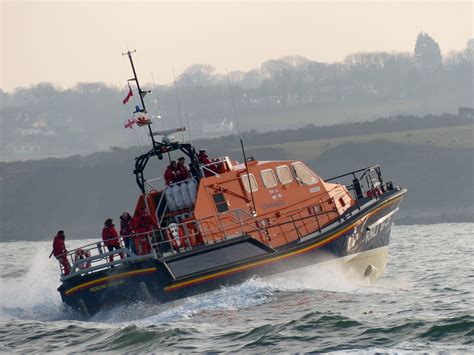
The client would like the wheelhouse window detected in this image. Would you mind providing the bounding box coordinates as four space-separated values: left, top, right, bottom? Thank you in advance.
213 193 229 213
276 165 293 184
261 169 277 188
292 162 319 185
314 204 322 214
241 173 258 193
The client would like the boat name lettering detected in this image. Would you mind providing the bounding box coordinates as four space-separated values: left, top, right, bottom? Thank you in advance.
261 200 285 210
365 215 393 243
310 187 320 193
89 279 125 292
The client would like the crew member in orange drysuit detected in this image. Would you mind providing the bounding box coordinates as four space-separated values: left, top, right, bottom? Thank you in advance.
164 160 178 185
52 230 71 275
131 207 159 255
102 218 124 262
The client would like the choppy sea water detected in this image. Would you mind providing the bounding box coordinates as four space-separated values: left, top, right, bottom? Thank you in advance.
0 223 473 353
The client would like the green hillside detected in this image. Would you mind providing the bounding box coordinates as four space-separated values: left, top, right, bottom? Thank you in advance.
240 100 422 130
249 124 474 160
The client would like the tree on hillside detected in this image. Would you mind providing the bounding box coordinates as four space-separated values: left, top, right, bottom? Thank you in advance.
279 55 311 69
241 69 264 89
464 39 473 61
414 32 442 70
179 64 216 86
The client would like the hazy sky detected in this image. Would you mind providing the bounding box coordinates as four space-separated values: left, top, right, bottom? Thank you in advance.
1 1 472 92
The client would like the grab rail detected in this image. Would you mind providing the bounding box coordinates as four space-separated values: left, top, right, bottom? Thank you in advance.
56 184 367 279
325 165 387 201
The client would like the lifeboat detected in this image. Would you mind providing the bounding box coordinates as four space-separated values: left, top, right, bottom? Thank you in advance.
56 142 406 315
54 52 407 316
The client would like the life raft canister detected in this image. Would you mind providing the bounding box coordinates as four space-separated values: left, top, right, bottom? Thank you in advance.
166 223 188 250
74 248 91 269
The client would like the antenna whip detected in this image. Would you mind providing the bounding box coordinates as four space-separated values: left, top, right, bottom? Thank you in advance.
172 67 185 142
226 70 257 215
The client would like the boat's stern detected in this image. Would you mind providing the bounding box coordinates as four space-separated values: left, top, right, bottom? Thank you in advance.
58 257 168 315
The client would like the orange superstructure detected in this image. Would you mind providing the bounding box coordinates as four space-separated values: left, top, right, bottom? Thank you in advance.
132 155 355 251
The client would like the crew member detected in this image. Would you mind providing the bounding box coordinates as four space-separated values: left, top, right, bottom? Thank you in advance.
52 230 71 275
164 160 178 185
131 207 159 255
102 218 124 262
198 149 216 177
176 157 191 181
119 212 135 255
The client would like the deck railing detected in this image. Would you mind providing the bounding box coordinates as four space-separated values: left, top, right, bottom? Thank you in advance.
56 178 387 279
325 165 387 201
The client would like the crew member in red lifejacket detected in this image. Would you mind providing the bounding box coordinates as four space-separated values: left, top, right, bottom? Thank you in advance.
102 218 124 262
198 149 217 177
176 157 191 181
164 160 178 185
119 212 135 255
52 230 71 275
131 207 159 255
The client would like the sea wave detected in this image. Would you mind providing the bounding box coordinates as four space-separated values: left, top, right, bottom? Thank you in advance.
1 224 473 352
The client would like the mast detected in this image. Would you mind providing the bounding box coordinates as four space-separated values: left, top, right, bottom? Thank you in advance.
123 51 203 193
122 50 157 147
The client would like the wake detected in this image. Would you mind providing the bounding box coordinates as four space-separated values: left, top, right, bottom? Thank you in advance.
0 243 406 325
0 243 69 321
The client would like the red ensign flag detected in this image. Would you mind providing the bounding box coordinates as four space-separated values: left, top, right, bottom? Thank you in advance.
122 85 133 104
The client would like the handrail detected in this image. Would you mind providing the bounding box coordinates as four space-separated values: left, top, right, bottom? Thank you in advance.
145 177 164 193
62 248 138 280
155 185 167 216
158 200 169 227
221 209 269 244
325 165 380 182
199 155 230 177
63 189 343 254
55 183 365 277
200 164 220 177
325 165 386 202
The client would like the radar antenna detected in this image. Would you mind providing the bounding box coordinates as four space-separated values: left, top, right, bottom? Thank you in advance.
150 127 187 144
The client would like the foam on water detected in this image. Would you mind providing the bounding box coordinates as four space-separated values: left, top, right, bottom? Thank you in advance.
86 256 392 326
82 276 275 326
0 244 397 324
0 243 68 321
88 260 395 326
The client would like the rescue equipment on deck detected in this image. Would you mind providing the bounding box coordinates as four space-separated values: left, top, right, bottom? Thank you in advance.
166 223 188 250
74 248 91 269
165 180 198 211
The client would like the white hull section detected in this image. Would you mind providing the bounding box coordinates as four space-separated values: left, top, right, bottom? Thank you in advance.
266 246 389 285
